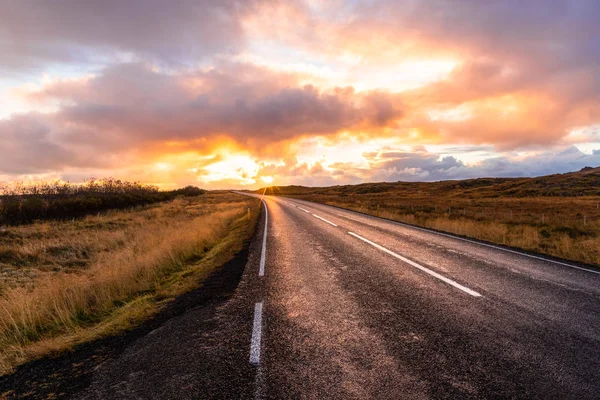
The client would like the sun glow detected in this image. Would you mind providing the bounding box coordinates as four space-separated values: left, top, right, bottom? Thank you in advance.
153 162 174 171
202 154 260 185
293 135 405 170
349 59 459 92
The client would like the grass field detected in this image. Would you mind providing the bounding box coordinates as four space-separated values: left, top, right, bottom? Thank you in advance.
263 167 600 267
0 192 260 375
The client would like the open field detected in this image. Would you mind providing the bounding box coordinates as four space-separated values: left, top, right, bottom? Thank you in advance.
263 167 600 267
0 192 260 375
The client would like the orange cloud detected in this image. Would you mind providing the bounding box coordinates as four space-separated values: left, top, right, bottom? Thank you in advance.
2 1 600 188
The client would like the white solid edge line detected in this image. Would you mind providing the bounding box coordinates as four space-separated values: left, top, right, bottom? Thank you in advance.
249 302 264 365
348 232 482 297
312 214 338 227
259 200 268 277
297 207 311 213
328 205 600 276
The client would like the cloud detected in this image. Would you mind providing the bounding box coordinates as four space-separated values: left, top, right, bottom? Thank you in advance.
0 114 93 174
264 1 600 148
346 1 600 65
3 54 598 184
0 0 262 72
363 147 466 182
1 1 600 188
1 62 404 175
34 62 402 142
253 144 600 188
363 145 600 183
396 57 600 147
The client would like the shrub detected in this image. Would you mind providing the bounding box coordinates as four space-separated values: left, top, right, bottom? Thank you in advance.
0 178 203 225
172 186 206 197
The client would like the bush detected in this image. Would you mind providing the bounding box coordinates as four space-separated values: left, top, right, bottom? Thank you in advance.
0 178 202 225
172 186 206 197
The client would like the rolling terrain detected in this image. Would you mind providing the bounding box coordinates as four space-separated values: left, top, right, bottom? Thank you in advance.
1 190 599 398
2 169 600 398
261 167 600 266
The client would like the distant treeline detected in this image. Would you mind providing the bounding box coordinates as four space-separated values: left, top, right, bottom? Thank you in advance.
0 179 206 225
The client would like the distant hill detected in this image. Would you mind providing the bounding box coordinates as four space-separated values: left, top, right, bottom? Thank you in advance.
259 166 600 198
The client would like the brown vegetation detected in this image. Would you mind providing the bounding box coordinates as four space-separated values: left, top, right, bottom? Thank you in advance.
0 178 206 225
262 167 600 267
0 192 260 375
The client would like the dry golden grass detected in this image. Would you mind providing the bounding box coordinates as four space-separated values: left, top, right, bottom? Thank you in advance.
0 193 260 375
264 168 600 266
373 200 599 265
276 191 600 267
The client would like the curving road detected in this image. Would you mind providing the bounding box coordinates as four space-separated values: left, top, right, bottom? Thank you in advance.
74 193 600 399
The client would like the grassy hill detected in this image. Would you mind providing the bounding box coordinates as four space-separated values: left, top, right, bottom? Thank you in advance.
258 167 600 267
261 166 600 199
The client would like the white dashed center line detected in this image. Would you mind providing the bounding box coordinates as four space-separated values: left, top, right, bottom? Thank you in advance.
312 214 338 227
333 205 600 276
249 302 264 365
348 232 482 297
297 207 311 213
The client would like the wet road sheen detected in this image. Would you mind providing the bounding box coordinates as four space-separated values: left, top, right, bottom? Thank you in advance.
251 195 600 399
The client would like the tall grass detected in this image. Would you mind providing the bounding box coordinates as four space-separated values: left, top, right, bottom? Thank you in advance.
270 185 600 267
352 203 600 266
0 194 258 374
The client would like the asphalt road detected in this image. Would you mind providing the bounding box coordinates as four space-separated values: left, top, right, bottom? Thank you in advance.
73 194 600 399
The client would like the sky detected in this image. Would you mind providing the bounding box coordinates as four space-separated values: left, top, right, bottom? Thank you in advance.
1 0 600 190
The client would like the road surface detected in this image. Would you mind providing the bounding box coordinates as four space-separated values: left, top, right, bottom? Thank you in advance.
77 194 600 399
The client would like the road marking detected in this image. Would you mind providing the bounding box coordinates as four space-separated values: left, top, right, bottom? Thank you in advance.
249 302 264 365
348 232 482 297
312 214 338 226
387 222 600 274
253 365 265 400
416 228 600 275
259 200 268 277
297 206 311 213
332 206 600 276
